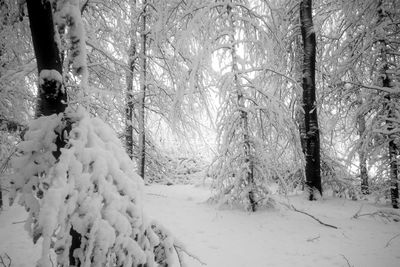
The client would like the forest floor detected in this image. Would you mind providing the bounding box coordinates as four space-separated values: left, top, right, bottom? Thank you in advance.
0 184 399 267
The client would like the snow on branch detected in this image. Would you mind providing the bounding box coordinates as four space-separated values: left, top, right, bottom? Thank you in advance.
54 0 88 89
344 81 400 94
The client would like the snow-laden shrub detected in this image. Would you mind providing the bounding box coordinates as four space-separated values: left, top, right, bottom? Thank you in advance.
165 157 207 185
320 156 358 200
10 107 175 267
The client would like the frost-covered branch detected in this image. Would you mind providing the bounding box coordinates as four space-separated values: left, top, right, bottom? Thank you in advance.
344 81 399 94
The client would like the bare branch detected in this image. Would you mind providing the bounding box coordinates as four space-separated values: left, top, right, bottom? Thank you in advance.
340 254 353 267
385 233 400 248
353 207 400 223
344 81 399 94
0 253 11 267
174 244 206 266
306 235 320 242
291 205 339 229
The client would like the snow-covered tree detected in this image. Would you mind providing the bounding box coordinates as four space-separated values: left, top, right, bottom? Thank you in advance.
320 0 400 207
10 1 177 265
11 108 176 266
181 0 304 210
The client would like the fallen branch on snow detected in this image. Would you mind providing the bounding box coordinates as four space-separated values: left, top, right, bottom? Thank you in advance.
385 233 400 248
306 234 320 242
278 201 338 229
146 193 168 198
340 254 353 267
352 206 400 223
12 220 27 224
290 205 339 229
174 244 206 266
0 253 11 267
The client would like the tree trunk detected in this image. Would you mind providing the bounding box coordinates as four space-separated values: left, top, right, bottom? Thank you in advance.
138 0 147 178
125 0 136 159
357 112 369 194
382 59 399 209
388 139 399 209
300 0 322 199
26 1 81 265
293 36 306 156
26 0 66 117
378 1 399 209
227 4 256 211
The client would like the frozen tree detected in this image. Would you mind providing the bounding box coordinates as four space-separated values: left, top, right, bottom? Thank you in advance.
79 0 211 182
320 0 400 206
376 0 400 208
9 0 178 266
180 0 304 210
125 0 137 160
0 0 35 210
138 0 147 178
10 108 176 266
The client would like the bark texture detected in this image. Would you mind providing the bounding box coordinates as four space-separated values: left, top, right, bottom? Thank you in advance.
357 112 369 195
378 1 399 209
300 0 322 199
138 0 147 178
125 0 137 159
382 60 399 209
26 0 66 117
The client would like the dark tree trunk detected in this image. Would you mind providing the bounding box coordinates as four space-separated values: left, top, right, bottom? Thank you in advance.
357 113 369 194
382 62 399 209
388 139 399 209
293 36 307 156
300 0 322 199
378 1 399 209
26 0 66 117
26 1 81 265
138 0 147 178
125 0 136 160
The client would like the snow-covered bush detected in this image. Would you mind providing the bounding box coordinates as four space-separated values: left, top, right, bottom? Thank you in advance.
320 156 358 200
10 107 175 267
167 157 207 184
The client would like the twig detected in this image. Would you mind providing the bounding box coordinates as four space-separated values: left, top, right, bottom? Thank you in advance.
174 244 206 266
353 209 400 223
385 233 400 248
352 204 364 219
49 254 55 267
12 220 27 224
340 254 353 267
174 245 184 267
306 234 320 242
291 205 338 229
146 193 167 198
0 253 11 267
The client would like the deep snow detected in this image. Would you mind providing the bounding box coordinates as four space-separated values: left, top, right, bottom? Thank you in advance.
1 184 399 267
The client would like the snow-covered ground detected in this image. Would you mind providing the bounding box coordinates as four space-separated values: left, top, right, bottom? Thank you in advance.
1 184 399 267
